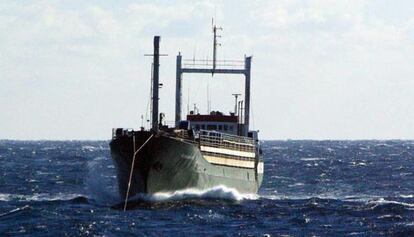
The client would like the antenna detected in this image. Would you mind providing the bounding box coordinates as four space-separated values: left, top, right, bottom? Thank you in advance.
193 43 197 63
232 93 241 115
212 18 222 74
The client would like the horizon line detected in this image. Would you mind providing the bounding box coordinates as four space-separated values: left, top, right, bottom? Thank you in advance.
1 138 413 142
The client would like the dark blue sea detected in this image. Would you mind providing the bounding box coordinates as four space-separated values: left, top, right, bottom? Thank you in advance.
0 140 413 236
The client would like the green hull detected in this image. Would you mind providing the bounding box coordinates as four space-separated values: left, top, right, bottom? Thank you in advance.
110 131 263 198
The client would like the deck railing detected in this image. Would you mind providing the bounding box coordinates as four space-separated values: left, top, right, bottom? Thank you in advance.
112 128 134 139
198 130 255 153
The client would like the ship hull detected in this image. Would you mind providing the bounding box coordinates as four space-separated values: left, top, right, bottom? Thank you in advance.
110 132 263 198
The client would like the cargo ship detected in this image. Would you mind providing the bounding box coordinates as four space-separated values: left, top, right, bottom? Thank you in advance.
110 27 263 206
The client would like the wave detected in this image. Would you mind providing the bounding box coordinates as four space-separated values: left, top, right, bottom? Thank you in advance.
0 205 31 219
300 157 326 161
260 193 360 201
110 186 258 210
0 193 85 202
81 145 98 151
85 156 120 206
131 185 258 203
367 198 414 208
288 182 304 187
259 194 414 206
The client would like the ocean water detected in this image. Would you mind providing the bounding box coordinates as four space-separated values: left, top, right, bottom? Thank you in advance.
0 140 413 236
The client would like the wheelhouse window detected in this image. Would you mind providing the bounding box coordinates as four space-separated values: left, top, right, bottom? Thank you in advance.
207 125 217 130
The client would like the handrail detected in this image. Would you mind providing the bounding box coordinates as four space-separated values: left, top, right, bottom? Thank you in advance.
182 59 244 63
198 130 256 153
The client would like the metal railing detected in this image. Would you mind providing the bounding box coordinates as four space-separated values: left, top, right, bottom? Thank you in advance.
199 130 255 153
112 128 134 139
160 120 175 128
182 59 245 70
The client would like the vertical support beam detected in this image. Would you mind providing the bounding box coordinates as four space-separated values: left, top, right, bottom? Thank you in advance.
175 53 182 127
244 56 252 136
152 36 160 131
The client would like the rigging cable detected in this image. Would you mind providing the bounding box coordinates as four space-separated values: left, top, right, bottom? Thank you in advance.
123 134 154 211
144 63 153 129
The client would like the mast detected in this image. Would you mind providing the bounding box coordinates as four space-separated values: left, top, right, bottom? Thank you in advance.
244 56 252 135
213 25 217 72
152 36 160 131
175 53 182 127
212 21 222 74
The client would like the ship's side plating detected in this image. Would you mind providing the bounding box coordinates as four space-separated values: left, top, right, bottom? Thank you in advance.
110 129 263 198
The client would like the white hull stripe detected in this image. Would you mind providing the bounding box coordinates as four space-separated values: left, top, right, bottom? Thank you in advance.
203 155 255 168
200 146 256 158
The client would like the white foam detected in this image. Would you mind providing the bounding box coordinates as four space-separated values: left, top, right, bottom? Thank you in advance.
0 193 83 202
378 214 403 219
270 146 287 150
260 194 323 201
0 205 31 217
0 193 14 201
350 161 367 167
40 146 58 151
259 194 381 202
368 198 414 208
270 175 295 180
27 193 83 201
300 157 326 161
131 185 258 202
85 156 120 205
262 193 414 209
288 182 304 187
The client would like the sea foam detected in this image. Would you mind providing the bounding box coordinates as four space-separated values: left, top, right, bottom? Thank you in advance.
130 185 258 203
0 193 84 202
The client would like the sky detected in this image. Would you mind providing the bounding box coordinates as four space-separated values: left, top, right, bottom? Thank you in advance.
1 0 414 140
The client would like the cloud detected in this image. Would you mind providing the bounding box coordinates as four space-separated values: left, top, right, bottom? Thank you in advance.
253 0 364 31
1 0 414 139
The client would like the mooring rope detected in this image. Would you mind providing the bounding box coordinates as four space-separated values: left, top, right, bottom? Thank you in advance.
123 134 154 211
